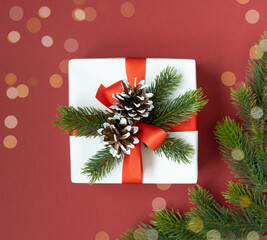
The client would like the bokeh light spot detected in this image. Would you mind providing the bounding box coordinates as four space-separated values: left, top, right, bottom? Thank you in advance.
17 84 29 98
5 73 17 85
72 8 86 21
207 229 221 240
146 229 158 240
27 77 38 86
121 2 135 18
259 39 267 52
59 59 69 74
84 7 97 22
7 31 21 43
250 106 263 119
64 38 79 53
189 217 204 233
9 6 23 21
26 18 41 33
50 74 63 88
239 195 251 208
38 6 51 18
156 184 171 191
249 45 264 60
236 0 250 4
6 87 18 99
245 9 260 24
4 115 18 129
246 230 260 240
133 228 147 240
231 148 244 161
221 71 236 86
152 197 166 210
73 0 86 6
95 231 110 240
41 35 53 47
3 135 17 149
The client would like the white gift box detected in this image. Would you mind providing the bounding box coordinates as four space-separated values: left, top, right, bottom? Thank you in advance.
69 58 198 184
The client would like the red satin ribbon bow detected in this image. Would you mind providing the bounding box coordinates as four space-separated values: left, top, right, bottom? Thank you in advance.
95 58 197 183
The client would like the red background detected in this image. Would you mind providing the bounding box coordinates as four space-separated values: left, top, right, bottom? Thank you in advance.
1 0 266 239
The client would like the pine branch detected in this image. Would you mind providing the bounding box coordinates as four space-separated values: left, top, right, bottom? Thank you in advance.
155 137 194 164
146 66 182 107
53 106 112 137
81 148 122 183
223 181 267 222
145 88 208 131
215 117 267 192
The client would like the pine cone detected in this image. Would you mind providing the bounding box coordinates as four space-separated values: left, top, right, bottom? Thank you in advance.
97 115 139 158
110 79 154 121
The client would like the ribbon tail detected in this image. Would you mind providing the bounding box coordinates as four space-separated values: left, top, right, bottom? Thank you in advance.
122 141 143 184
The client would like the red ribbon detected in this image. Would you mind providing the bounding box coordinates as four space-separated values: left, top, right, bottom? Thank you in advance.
95 58 198 183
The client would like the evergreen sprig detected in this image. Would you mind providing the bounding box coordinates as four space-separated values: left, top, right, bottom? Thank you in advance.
119 32 267 240
223 181 267 222
53 106 112 137
146 66 182 106
155 137 194 164
82 148 122 184
215 117 267 192
146 88 208 131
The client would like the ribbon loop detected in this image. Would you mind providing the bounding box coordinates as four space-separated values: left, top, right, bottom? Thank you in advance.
138 123 168 151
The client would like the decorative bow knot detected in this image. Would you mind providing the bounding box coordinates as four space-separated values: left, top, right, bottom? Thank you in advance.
95 58 168 183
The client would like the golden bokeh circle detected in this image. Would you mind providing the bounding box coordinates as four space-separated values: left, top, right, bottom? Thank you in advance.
249 45 263 60
17 84 29 98
3 135 17 149
5 73 17 85
188 216 204 233
221 71 236 86
95 231 110 240
84 7 97 22
121 2 135 18
156 184 171 191
50 74 63 88
26 18 41 33
239 195 251 208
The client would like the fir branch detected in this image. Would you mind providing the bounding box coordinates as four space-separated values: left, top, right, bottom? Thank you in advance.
145 88 208 131
81 148 122 183
151 209 199 240
187 185 267 239
146 66 182 106
231 83 256 130
155 137 194 164
223 181 267 222
53 106 112 137
215 117 267 192
119 223 169 240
